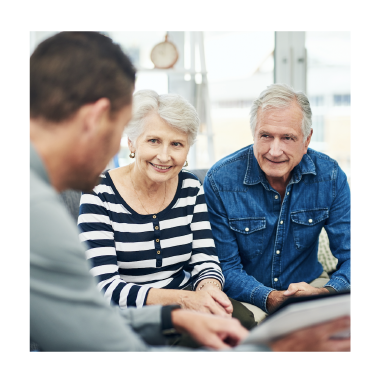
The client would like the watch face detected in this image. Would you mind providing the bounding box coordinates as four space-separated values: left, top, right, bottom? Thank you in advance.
151 41 178 69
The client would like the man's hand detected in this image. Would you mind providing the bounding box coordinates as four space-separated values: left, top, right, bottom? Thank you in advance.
269 316 350 352
179 287 232 317
171 309 249 350
267 283 329 313
283 282 329 298
266 290 287 313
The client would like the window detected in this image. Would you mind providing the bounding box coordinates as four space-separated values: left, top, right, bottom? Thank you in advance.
106 32 169 168
333 94 351 106
309 95 324 107
204 32 275 165
306 32 350 179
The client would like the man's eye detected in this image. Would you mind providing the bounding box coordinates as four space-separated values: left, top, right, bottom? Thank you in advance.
261 134 269 138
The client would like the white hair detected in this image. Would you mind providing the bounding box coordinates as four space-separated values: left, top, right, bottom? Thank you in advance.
125 89 199 146
249 83 312 142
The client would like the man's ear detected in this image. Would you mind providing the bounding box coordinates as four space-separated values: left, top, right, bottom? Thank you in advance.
82 98 111 135
304 128 313 154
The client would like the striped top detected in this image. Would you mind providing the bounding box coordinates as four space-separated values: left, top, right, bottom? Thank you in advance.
78 169 224 309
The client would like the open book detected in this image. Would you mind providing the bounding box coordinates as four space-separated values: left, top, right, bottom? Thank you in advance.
241 291 350 345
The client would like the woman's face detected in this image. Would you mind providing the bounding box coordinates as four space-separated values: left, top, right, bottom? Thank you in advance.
130 112 190 184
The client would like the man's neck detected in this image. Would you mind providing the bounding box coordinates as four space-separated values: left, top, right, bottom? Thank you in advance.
266 174 291 200
30 119 77 192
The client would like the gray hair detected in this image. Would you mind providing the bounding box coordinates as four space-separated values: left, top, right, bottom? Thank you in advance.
249 83 312 142
125 89 199 146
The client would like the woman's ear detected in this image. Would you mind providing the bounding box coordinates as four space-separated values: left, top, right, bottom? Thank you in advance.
128 137 134 153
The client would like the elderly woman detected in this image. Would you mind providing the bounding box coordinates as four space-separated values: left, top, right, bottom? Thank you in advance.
78 90 255 339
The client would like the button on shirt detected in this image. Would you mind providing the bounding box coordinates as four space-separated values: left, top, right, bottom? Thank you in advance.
203 145 351 313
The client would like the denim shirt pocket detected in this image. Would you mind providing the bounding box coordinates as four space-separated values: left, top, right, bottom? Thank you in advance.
290 208 329 250
228 217 266 257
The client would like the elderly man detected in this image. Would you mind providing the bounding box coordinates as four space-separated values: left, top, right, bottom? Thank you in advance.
203 84 350 320
30 33 349 351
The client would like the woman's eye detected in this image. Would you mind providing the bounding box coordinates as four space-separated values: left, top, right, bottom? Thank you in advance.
149 139 157 143
173 142 182 147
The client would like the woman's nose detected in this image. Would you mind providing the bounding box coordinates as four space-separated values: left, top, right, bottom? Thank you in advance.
157 146 170 162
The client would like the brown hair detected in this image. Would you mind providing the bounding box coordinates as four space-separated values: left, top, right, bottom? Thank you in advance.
30 32 136 122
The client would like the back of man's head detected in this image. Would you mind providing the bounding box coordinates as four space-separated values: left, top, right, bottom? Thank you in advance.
30 32 136 122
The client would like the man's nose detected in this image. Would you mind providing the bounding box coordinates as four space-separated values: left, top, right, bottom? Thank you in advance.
268 139 283 157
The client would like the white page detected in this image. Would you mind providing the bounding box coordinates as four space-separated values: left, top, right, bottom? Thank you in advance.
242 293 350 345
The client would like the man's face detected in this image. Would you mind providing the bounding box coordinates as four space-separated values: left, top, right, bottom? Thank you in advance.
78 102 133 192
253 101 312 187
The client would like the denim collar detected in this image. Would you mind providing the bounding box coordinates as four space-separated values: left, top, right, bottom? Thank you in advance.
243 145 316 187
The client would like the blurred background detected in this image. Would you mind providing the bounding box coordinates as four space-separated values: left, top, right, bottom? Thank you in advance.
30 31 350 181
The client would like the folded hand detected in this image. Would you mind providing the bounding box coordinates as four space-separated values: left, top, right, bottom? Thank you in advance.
283 282 329 297
180 288 233 317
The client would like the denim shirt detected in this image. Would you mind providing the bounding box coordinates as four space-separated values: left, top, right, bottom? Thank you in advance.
203 145 350 313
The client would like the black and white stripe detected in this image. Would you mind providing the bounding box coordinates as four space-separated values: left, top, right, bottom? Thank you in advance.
78 169 224 308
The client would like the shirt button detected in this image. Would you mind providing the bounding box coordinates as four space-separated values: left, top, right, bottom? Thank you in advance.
155 226 159 230
274 278 278 282
275 195 278 199
153 215 157 219
276 250 280 254
309 219 313 223
287 192 289 195
156 239 159 242
157 250 160 254
280 220 283 224
245 227 249 232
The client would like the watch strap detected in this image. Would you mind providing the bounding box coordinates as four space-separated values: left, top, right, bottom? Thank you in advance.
161 304 182 336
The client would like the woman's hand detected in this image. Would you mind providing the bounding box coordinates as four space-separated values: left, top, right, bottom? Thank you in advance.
200 283 233 315
179 289 232 317
177 280 233 317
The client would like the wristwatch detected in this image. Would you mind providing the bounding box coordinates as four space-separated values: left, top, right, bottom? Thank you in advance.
161 304 182 336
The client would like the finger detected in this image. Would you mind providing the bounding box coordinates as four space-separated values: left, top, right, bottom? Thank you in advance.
303 317 351 341
284 284 298 296
224 303 233 315
223 323 250 346
210 292 234 314
208 289 232 307
208 299 230 317
319 316 350 339
229 322 250 341
326 338 351 352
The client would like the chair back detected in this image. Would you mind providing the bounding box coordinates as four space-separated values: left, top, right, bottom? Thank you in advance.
190 169 208 184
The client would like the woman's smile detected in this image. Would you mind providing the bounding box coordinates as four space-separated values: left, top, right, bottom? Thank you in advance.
149 162 173 172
